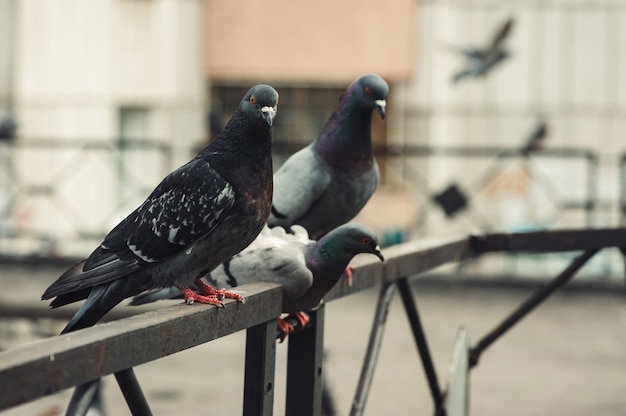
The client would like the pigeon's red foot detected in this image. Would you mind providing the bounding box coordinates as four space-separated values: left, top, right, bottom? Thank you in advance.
180 287 224 307
276 318 293 343
344 266 354 287
276 311 310 343
194 278 245 303
292 311 310 328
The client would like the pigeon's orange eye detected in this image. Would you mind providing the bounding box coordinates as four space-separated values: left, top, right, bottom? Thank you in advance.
361 237 371 245
250 95 256 104
364 87 371 95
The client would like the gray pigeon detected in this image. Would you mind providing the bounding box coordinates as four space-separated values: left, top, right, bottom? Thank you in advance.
450 17 514 83
42 84 279 334
131 223 384 339
268 74 388 240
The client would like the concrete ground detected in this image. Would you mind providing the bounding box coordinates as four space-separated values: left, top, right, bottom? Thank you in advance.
1 269 625 416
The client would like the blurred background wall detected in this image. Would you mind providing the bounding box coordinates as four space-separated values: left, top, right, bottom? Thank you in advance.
0 0 625 278
1 0 206 255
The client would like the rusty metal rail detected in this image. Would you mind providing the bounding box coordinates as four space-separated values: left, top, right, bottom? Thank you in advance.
0 228 624 415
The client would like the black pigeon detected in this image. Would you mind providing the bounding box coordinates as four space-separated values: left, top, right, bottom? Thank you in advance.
42 84 279 334
268 74 388 240
450 17 514 83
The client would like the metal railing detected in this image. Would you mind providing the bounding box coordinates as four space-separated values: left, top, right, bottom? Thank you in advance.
1 227 623 415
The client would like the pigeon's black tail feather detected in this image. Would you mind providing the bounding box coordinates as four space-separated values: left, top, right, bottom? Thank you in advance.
42 259 139 301
128 287 184 306
42 260 86 300
59 274 146 415
49 289 92 309
61 278 144 334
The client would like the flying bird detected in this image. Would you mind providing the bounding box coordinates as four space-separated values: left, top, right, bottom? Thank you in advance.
42 84 279 333
268 74 388 241
450 17 514 84
520 120 548 155
131 223 384 340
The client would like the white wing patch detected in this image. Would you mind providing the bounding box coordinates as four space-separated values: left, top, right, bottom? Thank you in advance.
129 244 157 263
216 185 235 205
168 226 180 242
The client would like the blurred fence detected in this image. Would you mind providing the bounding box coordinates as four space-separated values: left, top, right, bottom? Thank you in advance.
2 138 625 280
0 227 623 415
0 138 600 253
0 138 174 257
372 144 598 233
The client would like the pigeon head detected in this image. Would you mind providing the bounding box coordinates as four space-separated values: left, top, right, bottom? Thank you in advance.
314 223 384 267
351 74 389 119
241 84 279 126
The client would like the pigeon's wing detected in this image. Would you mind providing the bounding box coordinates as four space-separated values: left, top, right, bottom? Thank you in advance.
457 47 484 60
210 240 313 303
452 68 476 83
485 17 514 58
96 157 236 264
210 225 311 290
269 147 331 227
42 157 236 300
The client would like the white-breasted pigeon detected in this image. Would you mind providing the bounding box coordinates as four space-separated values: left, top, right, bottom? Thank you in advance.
131 223 384 340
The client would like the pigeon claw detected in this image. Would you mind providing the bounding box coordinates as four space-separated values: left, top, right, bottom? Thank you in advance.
180 287 224 308
193 278 245 303
292 311 310 329
217 288 245 303
276 312 310 343
276 318 294 343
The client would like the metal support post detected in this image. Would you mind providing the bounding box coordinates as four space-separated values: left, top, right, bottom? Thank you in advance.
114 368 153 416
285 305 325 416
243 320 277 416
397 278 445 416
350 282 396 416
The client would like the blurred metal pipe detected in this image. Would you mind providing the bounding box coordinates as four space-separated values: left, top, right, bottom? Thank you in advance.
397 278 445 416
469 248 599 368
350 282 396 416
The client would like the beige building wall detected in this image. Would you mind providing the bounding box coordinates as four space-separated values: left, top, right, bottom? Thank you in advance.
6 0 206 255
205 0 415 83
0 0 15 112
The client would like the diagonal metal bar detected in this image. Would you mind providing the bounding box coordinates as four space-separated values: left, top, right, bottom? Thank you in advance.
243 320 277 416
397 278 445 416
114 367 153 416
285 305 325 416
469 248 600 368
443 327 469 416
350 282 396 416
